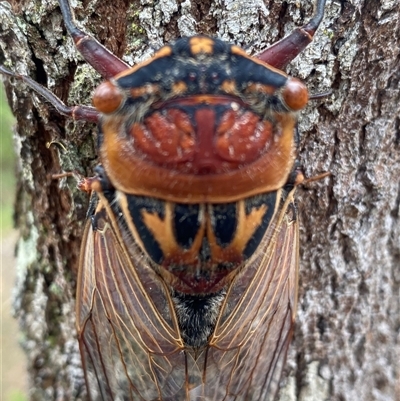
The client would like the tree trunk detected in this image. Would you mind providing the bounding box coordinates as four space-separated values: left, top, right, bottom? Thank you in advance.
0 0 398 400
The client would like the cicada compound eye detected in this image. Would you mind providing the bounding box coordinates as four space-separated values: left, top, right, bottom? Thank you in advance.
281 78 309 111
93 81 124 114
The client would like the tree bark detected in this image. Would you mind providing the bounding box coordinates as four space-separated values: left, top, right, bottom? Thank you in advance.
0 0 399 400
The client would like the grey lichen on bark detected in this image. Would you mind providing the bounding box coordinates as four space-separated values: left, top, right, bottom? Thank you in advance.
0 0 399 400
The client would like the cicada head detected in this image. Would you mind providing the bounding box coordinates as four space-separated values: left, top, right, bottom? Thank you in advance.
92 36 308 204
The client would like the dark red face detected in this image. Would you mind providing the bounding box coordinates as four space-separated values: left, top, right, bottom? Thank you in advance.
93 36 308 204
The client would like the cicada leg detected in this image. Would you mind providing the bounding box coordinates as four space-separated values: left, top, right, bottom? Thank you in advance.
257 0 327 69
51 165 113 194
52 167 113 226
0 66 99 122
50 171 94 192
57 0 129 78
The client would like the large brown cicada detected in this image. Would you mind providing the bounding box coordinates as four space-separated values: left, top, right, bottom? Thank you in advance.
0 0 327 399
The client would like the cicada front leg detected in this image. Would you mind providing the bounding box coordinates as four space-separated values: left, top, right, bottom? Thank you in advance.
0 65 99 123
58 0 129 78
257 0 327 69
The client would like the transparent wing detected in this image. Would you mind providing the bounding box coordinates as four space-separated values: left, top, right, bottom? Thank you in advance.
202 191 299 401
76 190 298 401
76 196 186 401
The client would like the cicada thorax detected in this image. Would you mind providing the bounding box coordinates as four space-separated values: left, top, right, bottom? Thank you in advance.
89 36 306 350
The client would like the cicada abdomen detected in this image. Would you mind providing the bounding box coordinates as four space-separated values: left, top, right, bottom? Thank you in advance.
0 0 327 399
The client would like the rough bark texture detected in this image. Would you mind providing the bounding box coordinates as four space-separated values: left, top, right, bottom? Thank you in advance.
0 0 399 400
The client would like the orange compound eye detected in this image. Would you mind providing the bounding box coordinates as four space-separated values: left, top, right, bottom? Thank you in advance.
281 78 309 111
93 81 124 114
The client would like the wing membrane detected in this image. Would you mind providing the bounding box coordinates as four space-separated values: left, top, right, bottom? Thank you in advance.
77 189 298 401
77 196 185 400
193 191 298 400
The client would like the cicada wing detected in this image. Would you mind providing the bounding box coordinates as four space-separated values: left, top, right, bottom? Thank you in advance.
76 188 298 401
200 190 299 401
76 195 186 401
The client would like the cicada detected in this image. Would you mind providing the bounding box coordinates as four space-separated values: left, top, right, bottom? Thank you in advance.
0 0 327 399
